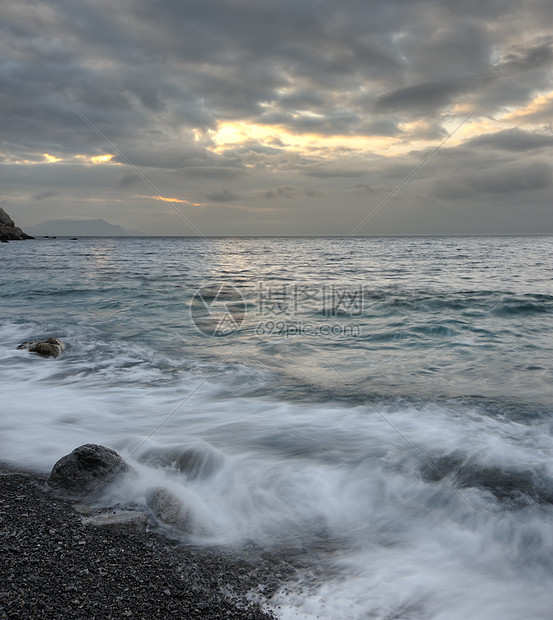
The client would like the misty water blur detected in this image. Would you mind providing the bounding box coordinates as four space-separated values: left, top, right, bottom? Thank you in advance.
2 236 553 619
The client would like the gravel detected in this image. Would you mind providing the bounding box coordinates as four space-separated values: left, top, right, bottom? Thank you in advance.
0 466 291 619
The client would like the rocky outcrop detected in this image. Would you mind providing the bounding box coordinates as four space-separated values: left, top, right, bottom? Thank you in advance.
18 338 65 358
49 444 131 498
0 206 34 241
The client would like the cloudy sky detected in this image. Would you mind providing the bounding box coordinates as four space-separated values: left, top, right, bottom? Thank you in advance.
2 0 553 235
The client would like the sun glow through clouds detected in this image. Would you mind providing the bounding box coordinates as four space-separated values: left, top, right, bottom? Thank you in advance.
153 196 202 207
208 113 492 160
90 154 114 164
43 153 62 163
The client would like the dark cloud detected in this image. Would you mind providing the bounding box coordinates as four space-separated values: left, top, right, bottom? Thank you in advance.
361 119 402 137
262 185 317 200
433 162 552 199
467 128 553 151
111 144 219 170
301 166 368 178
31 190 59 200
178 167 245 180
204 189 240 202
375 80 471 113
499 39 553 73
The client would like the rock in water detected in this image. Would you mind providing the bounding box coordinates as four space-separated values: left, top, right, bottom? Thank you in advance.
146 487 192 531
49 444 131 498
145 487 214 537
17 338 65 358
0 206 34 241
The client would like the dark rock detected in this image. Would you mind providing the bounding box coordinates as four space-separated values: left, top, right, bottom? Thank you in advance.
146 487 192 532
145 487 212 536
49 444 131 498
0 206 34 241
17 338 65 358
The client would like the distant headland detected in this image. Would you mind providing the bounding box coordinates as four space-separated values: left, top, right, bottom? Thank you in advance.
0 207 34 242
25 218 141 237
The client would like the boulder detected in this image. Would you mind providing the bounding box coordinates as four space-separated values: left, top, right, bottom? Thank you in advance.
146 487 192 531
0 206 33 241
49 444 131 498
17 338 65 358
145 487 214 537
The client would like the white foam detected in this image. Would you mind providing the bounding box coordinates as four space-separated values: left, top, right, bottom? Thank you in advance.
3 339 553 618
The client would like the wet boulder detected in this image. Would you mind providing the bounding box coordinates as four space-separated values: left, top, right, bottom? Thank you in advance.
146 487 192 531
49 444 131 498
145 487 213 536
18 338 65 358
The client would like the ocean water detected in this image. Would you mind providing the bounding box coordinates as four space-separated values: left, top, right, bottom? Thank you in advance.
2 236 553 619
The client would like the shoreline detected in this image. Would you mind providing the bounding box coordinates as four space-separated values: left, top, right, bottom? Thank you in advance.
1 465 282 619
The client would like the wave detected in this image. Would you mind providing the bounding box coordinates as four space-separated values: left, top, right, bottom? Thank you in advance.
3 237 553 618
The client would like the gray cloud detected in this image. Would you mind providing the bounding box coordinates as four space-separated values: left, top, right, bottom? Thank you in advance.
179 167 245 180
31 190 59 201
301 166 368 178
347 184 375 195
433 162 552 199
204 189 240 202
375 80 471 113
1 0 553 234
262 185 318 200
499 38 553 73
467 128 553 151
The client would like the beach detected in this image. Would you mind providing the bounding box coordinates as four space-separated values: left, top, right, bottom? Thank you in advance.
1 465 283 619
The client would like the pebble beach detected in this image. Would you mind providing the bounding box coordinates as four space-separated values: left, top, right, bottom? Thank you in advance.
1 466 281 619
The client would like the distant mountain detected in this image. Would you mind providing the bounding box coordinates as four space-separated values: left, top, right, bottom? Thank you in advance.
26 218 143 237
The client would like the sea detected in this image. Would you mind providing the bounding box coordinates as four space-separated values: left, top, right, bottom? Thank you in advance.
2 235 553 619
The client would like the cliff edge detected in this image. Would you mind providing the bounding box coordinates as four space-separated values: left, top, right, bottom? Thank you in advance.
0 206 34 241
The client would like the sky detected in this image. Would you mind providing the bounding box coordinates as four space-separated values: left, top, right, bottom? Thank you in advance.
1 0 553 235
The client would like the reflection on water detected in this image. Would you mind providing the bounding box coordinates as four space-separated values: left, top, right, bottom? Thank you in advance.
1 236 553 619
